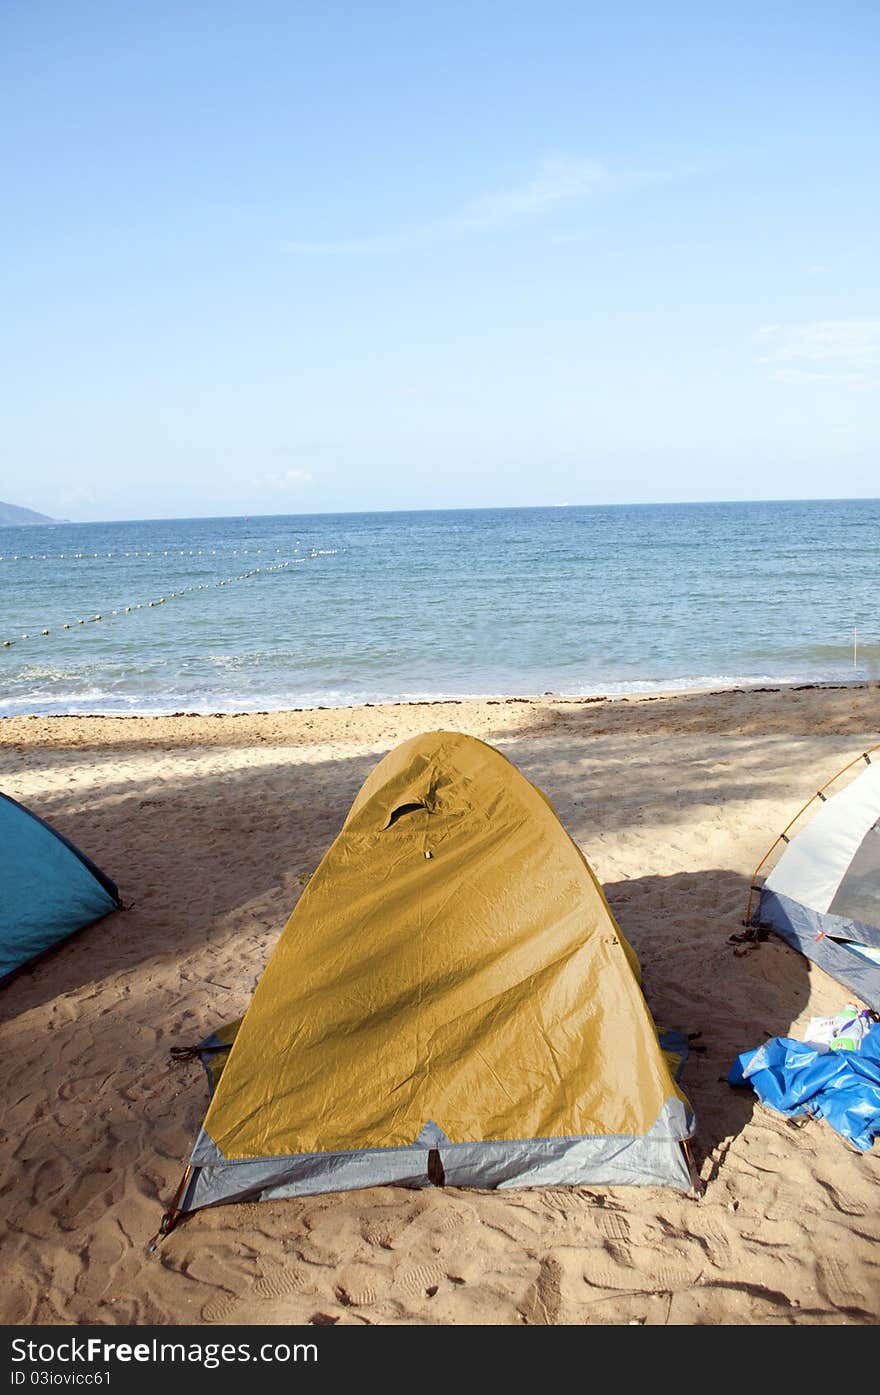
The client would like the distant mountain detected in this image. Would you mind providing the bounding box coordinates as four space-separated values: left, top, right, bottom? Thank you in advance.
0 500 59 526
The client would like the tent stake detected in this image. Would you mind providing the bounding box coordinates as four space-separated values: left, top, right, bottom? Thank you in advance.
682 1142 704 1198
152 1164 193 1246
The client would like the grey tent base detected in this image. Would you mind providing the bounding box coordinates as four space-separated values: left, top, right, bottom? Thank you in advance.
180 1100 694 1213
756 888 880 1013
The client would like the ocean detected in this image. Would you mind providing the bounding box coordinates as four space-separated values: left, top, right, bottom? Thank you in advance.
0 499 877 717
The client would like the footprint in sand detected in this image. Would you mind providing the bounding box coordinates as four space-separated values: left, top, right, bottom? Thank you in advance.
581 1245 698 1294
593 1210 630 1245
253 1264 306 1300
815 1178 868 1219
741 1216 806 1251
335 1264 384 1308
54 1172 119 1231
360 1221 396 1251
74 1234 126 1302
440 1247 486 1285
400 1193 477 1239
604 1239 634 1266
520 1255 564 1325
29 1156 74 1205
0 1279 35 1324
202 1261 308 1319
431 1201 477 1234
393 1261 448 1297
684 1217 733 1270
816 1257 872 1314
200 1290 240 1324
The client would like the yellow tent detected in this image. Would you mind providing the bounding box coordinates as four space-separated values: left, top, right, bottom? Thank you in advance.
170 731 694 1222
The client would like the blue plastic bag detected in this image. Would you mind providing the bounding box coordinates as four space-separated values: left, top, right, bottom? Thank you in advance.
729 1025 880 1151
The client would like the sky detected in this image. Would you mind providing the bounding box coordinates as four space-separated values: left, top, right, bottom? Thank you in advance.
1 1 878 521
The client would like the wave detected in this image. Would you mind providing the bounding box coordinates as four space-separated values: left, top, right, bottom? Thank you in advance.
0 671 862 718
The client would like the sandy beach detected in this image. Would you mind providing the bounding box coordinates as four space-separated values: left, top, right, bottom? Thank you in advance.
1 682 879 1326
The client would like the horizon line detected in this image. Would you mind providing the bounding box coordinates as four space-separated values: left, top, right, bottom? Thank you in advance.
4 494 880 527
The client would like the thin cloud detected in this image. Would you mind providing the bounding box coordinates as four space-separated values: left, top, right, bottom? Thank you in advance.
773 367 880 387
756 320 880 386
450 156 611 231
286 155 640 255
285 232 418 255
251 468 314 493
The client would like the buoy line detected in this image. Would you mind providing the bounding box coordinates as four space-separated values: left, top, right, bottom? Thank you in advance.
0 545 345 563
0 552 331 649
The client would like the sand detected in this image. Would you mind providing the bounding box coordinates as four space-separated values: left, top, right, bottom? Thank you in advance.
1 682 879 1326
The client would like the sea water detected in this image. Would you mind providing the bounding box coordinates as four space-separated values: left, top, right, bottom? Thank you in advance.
0 499 877 716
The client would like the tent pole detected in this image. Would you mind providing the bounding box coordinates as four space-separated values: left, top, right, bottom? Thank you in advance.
744 742 880 926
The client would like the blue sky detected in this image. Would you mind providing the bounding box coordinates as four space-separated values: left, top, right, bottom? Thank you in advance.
2 1 878 520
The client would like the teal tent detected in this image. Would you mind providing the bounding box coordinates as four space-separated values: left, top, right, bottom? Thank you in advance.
0 792 121 979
